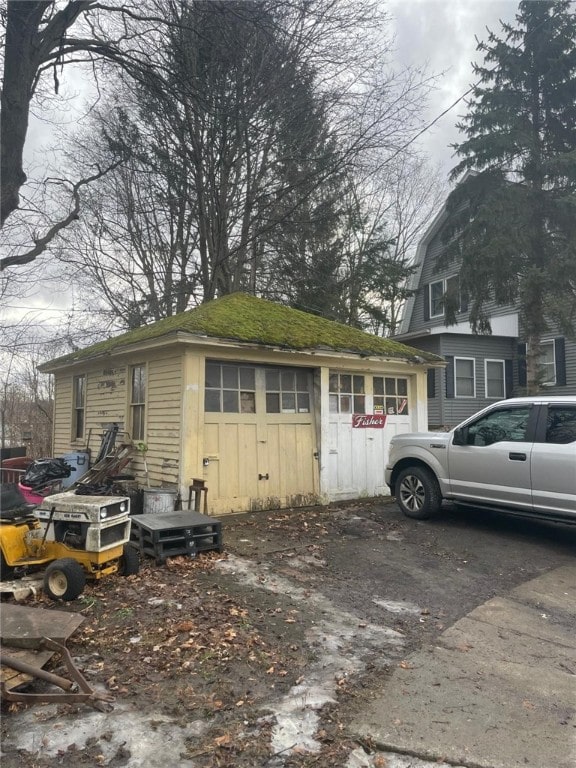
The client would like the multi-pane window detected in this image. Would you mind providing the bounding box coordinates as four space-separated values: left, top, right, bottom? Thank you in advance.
485 360 505 399
205 363 256 413
455 358 475 397
429 280 445 317
73 375 85 440
265 368 310 413
329 373 365 414
539 341 555 385
373 377 409 415
131 365 146 440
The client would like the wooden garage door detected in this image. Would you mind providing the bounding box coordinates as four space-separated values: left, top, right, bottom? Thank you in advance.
203 362 319 514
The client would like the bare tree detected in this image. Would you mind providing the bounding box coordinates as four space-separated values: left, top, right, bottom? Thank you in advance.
53 0 436 325
0 0 172 271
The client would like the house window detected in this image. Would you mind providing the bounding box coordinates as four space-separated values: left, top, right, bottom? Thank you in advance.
539 341 556 385
130 365 146 440
204 362 256 413
73 375 85 440
329 373 365 414
429 280 445 317
373 376 409 415
266 368 310 414
485 360 505 399
455 358 475 398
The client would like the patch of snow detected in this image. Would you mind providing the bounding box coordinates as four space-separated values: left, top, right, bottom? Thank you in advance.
372 598 422 615
2 701 206 767
217 555 405 758
346 748 468 768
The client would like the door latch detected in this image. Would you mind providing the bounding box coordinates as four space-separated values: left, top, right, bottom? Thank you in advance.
258 473 269 480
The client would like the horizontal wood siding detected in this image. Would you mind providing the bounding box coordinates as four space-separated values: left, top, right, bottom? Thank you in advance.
52 354 183 489
52 376 73 456
439 334 516 427
409 227 517 334
143 354 183 488
516 319 576 394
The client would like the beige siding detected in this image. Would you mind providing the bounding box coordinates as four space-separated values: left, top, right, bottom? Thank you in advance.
141 353 183 488
52 376 73 455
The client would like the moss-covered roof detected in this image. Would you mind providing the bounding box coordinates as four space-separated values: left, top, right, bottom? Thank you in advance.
42 293 442 369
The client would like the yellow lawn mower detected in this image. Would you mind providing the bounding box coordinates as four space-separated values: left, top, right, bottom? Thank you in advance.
0 486 139 601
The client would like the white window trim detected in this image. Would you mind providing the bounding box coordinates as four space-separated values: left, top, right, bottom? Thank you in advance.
454 357 476 398
429 279 446 318
484 359 505 400
539 340 556 386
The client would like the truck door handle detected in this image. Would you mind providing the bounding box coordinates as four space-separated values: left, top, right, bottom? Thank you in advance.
509 452 526 461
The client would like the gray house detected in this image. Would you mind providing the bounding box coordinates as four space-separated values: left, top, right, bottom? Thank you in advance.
394 201 574 429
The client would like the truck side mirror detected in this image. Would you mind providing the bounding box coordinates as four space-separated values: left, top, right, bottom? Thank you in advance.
452 427 467 446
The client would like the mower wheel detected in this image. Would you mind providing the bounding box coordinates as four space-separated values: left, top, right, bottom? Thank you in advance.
43 558 86 601
119 544 140 576
0 550 15 580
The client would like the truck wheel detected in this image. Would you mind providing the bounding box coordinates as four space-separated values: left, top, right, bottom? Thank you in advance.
119 545 140 576
395 466 441 520
43 558 86 601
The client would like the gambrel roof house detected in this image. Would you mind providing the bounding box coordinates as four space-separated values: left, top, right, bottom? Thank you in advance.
395 200 575 429
40 293 443 515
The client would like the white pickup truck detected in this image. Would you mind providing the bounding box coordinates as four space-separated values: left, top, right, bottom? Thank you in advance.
385 396 576 524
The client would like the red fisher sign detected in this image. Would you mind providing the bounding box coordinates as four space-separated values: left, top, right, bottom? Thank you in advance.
352 413 387 428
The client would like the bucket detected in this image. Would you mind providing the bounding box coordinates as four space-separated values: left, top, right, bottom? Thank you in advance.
143 488 177 515
60 452 90 488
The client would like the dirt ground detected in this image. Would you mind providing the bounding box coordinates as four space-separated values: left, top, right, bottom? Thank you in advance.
2 499 575 768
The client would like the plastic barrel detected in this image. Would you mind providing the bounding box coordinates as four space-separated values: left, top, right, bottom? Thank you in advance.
60 452 90 488
143 488 177 514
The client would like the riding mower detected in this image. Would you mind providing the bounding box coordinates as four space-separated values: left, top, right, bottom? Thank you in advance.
0 484 139 601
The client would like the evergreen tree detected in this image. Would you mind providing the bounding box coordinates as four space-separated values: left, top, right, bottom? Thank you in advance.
443 1 576 392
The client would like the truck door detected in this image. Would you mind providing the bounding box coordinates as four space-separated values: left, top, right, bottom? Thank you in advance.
447 404 534 510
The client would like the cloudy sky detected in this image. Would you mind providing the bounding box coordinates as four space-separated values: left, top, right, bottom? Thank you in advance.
386 0 519 176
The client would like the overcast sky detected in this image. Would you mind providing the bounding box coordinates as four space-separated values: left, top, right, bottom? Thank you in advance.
386 0 519 177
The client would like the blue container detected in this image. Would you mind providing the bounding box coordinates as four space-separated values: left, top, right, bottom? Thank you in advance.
60 452 90 488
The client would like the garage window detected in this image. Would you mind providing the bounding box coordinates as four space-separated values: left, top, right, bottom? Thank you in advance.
329 373 365 414
205 363 256 413
373 377 409 415
265 368 310 413
130 365 146 440
73 375 86 439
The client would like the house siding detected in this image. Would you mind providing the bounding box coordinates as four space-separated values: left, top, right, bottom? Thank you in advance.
143 353 183 487
438 334 516 428
409 226 518 335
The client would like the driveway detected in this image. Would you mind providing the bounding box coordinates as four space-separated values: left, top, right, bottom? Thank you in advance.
2 499 575 768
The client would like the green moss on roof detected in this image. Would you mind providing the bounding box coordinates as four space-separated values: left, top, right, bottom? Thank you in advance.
43 293 441 368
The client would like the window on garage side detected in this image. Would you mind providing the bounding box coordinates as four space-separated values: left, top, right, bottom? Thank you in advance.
329 373 365 414
73 374 86 439
265 368 310 413
204 362 256 413
455 357 476 398
130 365 146 440
373 376 409 415
485 359 505 399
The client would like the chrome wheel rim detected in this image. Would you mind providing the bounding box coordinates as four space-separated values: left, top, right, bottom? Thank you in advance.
399 475 425 512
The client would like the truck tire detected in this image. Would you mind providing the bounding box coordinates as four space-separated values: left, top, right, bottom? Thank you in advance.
119 544 140 576
395 466 442 520
43 558 86 601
